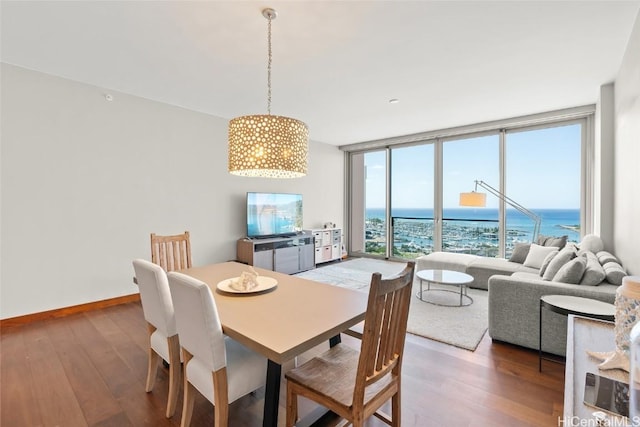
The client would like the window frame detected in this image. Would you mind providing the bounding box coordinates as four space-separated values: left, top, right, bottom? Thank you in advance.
343 106 594 259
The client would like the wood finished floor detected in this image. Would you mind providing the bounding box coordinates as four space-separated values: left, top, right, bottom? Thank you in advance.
1 301 565 426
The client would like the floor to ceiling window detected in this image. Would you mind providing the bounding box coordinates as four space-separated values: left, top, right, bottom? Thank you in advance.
442 134 499 256
504 123 582 256
390 144 434 258
346 109 591 260
350 150 387 256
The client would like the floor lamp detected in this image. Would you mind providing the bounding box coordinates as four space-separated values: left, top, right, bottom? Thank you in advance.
459 180 541 242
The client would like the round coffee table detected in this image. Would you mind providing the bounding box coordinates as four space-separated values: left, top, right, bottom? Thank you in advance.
416 269 474 307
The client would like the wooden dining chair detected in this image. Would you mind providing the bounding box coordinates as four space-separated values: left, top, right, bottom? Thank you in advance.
131 259 181 418
167 271 268 427
285 261 415 427
150 231 192 272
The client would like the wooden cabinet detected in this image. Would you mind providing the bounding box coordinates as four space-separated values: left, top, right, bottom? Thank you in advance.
306 228 342 265
237 233 315 274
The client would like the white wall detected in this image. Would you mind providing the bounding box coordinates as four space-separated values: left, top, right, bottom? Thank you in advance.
0 64 344 319
594 83 615 249
613 11 640 276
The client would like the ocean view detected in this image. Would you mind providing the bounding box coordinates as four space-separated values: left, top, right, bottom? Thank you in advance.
365 208 580 258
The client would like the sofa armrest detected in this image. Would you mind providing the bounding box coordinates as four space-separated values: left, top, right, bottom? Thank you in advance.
488 274 617 356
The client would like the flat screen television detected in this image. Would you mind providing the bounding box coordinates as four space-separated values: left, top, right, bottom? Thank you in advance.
246 192 303 239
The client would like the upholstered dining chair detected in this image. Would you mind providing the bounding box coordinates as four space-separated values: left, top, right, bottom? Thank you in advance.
167 271 268 427
131 259 181 418
285 261 415 427
150 231 192 272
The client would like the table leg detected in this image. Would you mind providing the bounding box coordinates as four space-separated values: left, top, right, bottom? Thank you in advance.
263 360 281 427
330 334 341 347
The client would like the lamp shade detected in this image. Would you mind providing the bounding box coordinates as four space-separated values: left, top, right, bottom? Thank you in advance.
228 114 308 178
459 191 487 207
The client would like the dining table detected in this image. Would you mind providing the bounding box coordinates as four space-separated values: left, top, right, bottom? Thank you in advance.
179 261 369 427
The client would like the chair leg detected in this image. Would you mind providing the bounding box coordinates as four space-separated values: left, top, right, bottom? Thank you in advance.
145 323 159 392
286 383 298 427
391 389 401 427
145 348 160 392
212 368 229 427
166 334 181 418
180 350 195 427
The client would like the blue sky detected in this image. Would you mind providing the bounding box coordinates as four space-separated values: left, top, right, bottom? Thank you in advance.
366 123 581 210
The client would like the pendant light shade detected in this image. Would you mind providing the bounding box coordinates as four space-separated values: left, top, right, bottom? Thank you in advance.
228 8 308 179
228 114 308 178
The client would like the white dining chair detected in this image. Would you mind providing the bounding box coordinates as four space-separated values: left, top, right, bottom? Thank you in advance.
167 271 268 427
131 259 181 418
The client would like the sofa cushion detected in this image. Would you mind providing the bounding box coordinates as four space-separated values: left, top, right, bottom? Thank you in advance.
509 243 531 264
603 261 626 286
542 247 577 281
553 256 587 284
537 234 568 249
580 252 607 286
597 251 620 266
523 244 559 269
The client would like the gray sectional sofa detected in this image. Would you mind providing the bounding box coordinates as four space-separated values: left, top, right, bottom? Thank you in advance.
416 234 625 356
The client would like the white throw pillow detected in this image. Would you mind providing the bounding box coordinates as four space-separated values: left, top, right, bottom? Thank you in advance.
523 244 559 269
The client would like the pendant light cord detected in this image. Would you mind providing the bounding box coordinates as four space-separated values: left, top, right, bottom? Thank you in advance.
267 14 272 115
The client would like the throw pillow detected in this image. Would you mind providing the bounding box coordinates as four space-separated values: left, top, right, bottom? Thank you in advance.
597 251 620 266
509 243 531 264
536 234 568 249
544 235 568 249
536 235 549 246
523 244 559 270
603 261 626 286
580 252 607 286
539 251 558 277
553 256 588 284
579 234 604 254
542 247 577 281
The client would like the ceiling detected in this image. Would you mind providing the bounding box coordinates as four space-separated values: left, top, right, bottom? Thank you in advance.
2 1 639 146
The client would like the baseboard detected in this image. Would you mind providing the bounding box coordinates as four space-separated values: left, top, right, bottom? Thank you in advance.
0 293 141 329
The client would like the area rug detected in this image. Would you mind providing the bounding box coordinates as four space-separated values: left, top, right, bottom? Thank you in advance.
295 258 488 351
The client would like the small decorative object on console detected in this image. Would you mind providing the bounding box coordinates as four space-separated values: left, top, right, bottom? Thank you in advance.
588 276 640 372
231 267 259 292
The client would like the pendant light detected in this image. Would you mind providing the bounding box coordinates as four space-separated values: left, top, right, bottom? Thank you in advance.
228 8 308 178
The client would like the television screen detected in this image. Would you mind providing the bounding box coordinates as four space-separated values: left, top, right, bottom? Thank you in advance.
247 192 303 238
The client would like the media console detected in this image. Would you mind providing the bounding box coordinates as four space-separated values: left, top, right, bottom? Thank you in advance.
236 233 315 275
